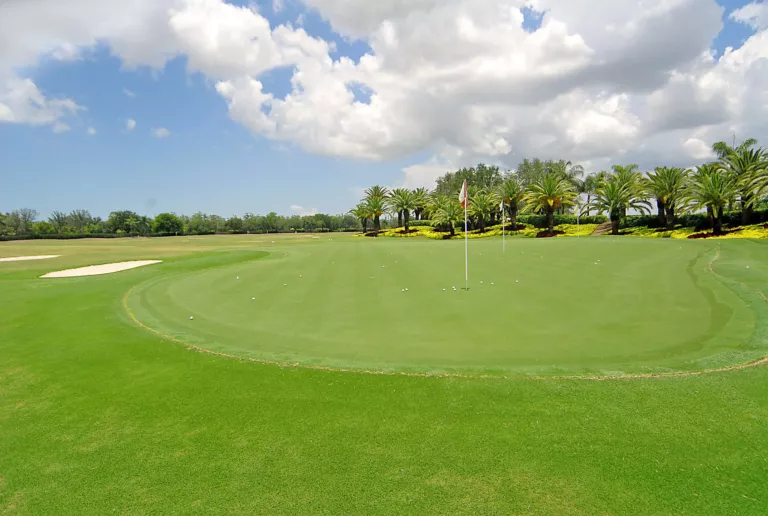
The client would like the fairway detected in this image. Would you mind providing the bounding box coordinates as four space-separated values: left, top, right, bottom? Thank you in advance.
125 236 762 376
2 234 768 514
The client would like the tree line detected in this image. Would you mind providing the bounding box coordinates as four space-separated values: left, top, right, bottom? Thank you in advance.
0 209 365 239
352 138 768 237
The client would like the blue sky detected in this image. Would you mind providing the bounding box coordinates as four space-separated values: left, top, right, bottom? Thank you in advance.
0 0 761 219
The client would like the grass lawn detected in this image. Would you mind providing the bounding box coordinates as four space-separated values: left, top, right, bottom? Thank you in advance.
1 234 767 514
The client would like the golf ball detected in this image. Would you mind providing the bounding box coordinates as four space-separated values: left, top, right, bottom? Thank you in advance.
236 276 239 280
190 316 194 320
402 289 405 292
443 288 446 291
252 297 255 300
405 288 408 291
516 280 519 283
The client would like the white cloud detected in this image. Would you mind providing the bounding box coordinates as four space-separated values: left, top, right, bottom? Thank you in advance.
3 0 768 181
290 204 318 216
0 77 82 125
52 121 71 133
123 88 136 98
87 126 97 135
126 119 137 131
730 2 768 31
152 127 171 138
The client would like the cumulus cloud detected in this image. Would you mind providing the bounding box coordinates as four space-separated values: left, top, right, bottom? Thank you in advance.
87 126 97 135
126 119 137 131
152 127 171 138
3 0 768 182
730 1 768 30
290 204 318 216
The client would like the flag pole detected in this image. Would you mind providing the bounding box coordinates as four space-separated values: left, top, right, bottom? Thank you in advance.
501 200 506 254
464 198 468 291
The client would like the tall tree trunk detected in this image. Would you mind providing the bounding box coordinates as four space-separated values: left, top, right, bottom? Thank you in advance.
656 198 667 228
585 194 591 216
665 205 675 230
706 206 713 230
510 205 518 231
713 213 723 235
479 216 486 233
449 224 455 236
611 216 620 235
362 219 367 233
742 202 753 226
374 215 381 232
404 211 410 233
397 211 403 228
547 208 554 236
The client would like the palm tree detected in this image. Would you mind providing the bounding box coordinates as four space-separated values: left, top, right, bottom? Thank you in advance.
686 164 738 235
48 211 68 233
388 189 418 232
712 137 758 159
430 195 462 237
644 167 688 229
363 185 389 232
497 174 525 230
580 174 601 216
587 176 651 235
412 188 430 220
469 190 496 233
524 172 577 236
720 147 767 224
349 203 371 233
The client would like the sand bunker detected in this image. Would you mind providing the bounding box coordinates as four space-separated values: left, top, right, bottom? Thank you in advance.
41 260 162 278
0 255 60 262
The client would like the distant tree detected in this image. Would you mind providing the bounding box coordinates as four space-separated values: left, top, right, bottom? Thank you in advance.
686 164 738 235
497 174 525 230
262 212 280 233
6 209 38 235
349 203 371 233
68 210 93 232
430 195 462 236
33 221 56 234
388 188 418 231
469 190 497 233
524 173 577 236
48 211 69 233
720 147 768 224
225 216 243 233
153 213 184 234
712 137 758 159
107 210 139 233
364 186 389 232
588 176 651 235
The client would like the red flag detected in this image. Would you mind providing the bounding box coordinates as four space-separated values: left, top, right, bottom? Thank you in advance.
459 180 468 209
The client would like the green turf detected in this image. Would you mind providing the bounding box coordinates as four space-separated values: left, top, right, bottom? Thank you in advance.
1 235 767 514
126 236 760 376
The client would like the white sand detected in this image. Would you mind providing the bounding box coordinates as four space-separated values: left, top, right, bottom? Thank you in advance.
0 255 60 262
41 260 162 278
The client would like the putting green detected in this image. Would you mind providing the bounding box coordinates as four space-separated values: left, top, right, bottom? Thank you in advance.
126 237 764 376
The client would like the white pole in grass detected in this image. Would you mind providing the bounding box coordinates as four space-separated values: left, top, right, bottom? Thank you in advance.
500 198 506 254
460 180 469 291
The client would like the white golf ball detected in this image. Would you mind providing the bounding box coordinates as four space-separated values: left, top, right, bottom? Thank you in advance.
299 275 302 277
236 276 239 280
272 240 275 243
480 281 483 284
284 283 287 286
189 316 194 320
746 265 750 269
516 280 519 283
402 289 405 292
405 288 409 291
252 297 255 300
443 288 446 291
491 282 495 285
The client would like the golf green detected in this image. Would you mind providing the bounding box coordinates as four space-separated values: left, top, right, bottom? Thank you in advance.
125 236 763 376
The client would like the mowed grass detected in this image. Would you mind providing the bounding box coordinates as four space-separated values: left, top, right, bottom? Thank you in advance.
0 234 767 514
126 236 761 376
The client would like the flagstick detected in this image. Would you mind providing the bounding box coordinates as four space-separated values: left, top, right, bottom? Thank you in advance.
464 200 468 291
